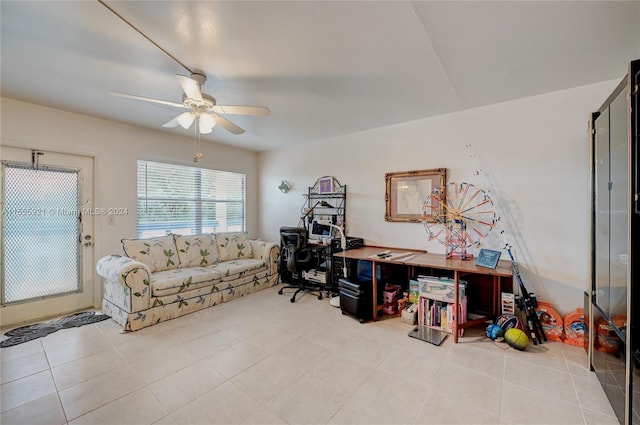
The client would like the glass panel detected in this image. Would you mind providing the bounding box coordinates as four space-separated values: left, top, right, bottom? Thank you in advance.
2 164 80 303
608 88 629 330
594 108 611 316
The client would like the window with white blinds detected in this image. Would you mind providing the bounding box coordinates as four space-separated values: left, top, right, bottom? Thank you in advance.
137 160 246 238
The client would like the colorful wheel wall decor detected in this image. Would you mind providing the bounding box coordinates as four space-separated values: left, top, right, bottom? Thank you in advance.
423 182 497 260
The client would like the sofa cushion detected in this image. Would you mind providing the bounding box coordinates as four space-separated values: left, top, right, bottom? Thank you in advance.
175 234 219 268
121 235 179 272
216 232 253 261
209 258 267 282
151 267 223 297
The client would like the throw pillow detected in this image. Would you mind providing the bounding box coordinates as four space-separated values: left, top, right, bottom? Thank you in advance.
216 232 253 261
175 234 219 268
122 235 179 272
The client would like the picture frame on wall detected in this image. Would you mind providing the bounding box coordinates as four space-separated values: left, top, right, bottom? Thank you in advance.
318 176 334 194
385 168 447 222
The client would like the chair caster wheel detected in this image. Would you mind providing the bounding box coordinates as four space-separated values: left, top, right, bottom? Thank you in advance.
342 311 347 315
278 289 283 295
317 294 323 300
290 297 295 303
359 319 366 324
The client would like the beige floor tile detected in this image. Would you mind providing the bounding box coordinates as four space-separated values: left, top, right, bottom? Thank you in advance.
1 351 49 385
0 370 57 413
505 356 578 405
328 369 427 425
58 365 144 420
230 355 305 403
572 375 618 417
240 406 287 425
500 381 584 425
240 326 301 354
51 347 127 390
147 361 227 412
505 341 570 373
0 393 66 425
203 341 270 379
315 328 394 369
305 352 374 400
265 375 345 425
40 324 103 351
0 340 44 363
124 344 198 385
581 407 620 425
155 381 258 425
414 363 502 424
377 346 443 386
44 335 112 368
179 329 241 361
0 286 618 425
272 336 331 372
444 340 507 380
69 388 167 425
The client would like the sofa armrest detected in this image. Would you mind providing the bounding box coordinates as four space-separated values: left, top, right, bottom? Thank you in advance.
96 255 152 313
249 240 280 275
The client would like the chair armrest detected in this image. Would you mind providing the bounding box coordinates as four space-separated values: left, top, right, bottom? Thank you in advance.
249 240 280 275
96 255 152 312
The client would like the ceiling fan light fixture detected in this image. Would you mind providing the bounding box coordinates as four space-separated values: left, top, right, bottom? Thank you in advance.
177 111 196 129
199 113 216 134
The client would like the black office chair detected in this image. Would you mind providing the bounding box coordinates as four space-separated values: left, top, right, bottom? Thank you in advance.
277 226 317 302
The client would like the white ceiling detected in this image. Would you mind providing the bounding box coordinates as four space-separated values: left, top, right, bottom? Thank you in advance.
1 1 639 152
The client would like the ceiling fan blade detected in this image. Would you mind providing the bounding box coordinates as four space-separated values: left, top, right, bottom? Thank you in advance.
199 113 216 134
162 111 195 129
177 75 203 102
211 105 271 116
111 92 186 109
214 114 245 135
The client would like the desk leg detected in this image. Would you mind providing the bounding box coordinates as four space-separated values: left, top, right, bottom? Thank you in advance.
453 271 459 343
372 260 378 322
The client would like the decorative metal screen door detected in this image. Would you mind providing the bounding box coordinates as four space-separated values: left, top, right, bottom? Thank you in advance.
1 147 94 326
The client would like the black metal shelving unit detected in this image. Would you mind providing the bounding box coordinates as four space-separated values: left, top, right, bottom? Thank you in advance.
304 176 347 295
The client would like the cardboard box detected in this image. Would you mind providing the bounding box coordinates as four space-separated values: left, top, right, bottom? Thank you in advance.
418 276 466 303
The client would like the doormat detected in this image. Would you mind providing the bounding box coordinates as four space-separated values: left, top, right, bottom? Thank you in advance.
0 311 111 348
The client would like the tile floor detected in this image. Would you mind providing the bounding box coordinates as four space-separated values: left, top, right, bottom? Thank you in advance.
0 286 618 425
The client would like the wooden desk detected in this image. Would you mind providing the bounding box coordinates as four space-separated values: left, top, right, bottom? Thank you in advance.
334 246 513 342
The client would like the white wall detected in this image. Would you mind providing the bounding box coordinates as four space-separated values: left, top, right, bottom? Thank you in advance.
259 79 621 315
1 98 259 308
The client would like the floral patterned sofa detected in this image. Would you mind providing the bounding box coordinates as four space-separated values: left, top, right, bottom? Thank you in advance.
96 232 279 331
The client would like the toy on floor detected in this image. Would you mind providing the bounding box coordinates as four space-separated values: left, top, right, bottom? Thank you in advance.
495 314 523 331
504 328 529 350
486 323 505 341
535 301 563 342
563 308 585 347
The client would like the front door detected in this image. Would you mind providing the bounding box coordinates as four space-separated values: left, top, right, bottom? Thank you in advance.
1 146 95 326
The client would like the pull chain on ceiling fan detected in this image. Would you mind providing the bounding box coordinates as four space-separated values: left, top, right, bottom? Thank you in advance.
100 0 270 137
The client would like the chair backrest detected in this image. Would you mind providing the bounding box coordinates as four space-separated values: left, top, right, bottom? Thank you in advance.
279 226 312 274
279 226 308 250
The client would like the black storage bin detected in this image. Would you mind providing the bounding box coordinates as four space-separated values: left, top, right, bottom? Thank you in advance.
339 278 372 323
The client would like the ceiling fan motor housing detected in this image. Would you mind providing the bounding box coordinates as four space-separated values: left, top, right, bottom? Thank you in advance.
182 93 216 111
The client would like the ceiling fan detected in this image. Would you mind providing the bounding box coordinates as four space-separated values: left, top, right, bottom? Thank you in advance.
112 72 270 135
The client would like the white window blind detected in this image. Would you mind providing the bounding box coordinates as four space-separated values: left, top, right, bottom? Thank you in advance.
137 160 245 238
